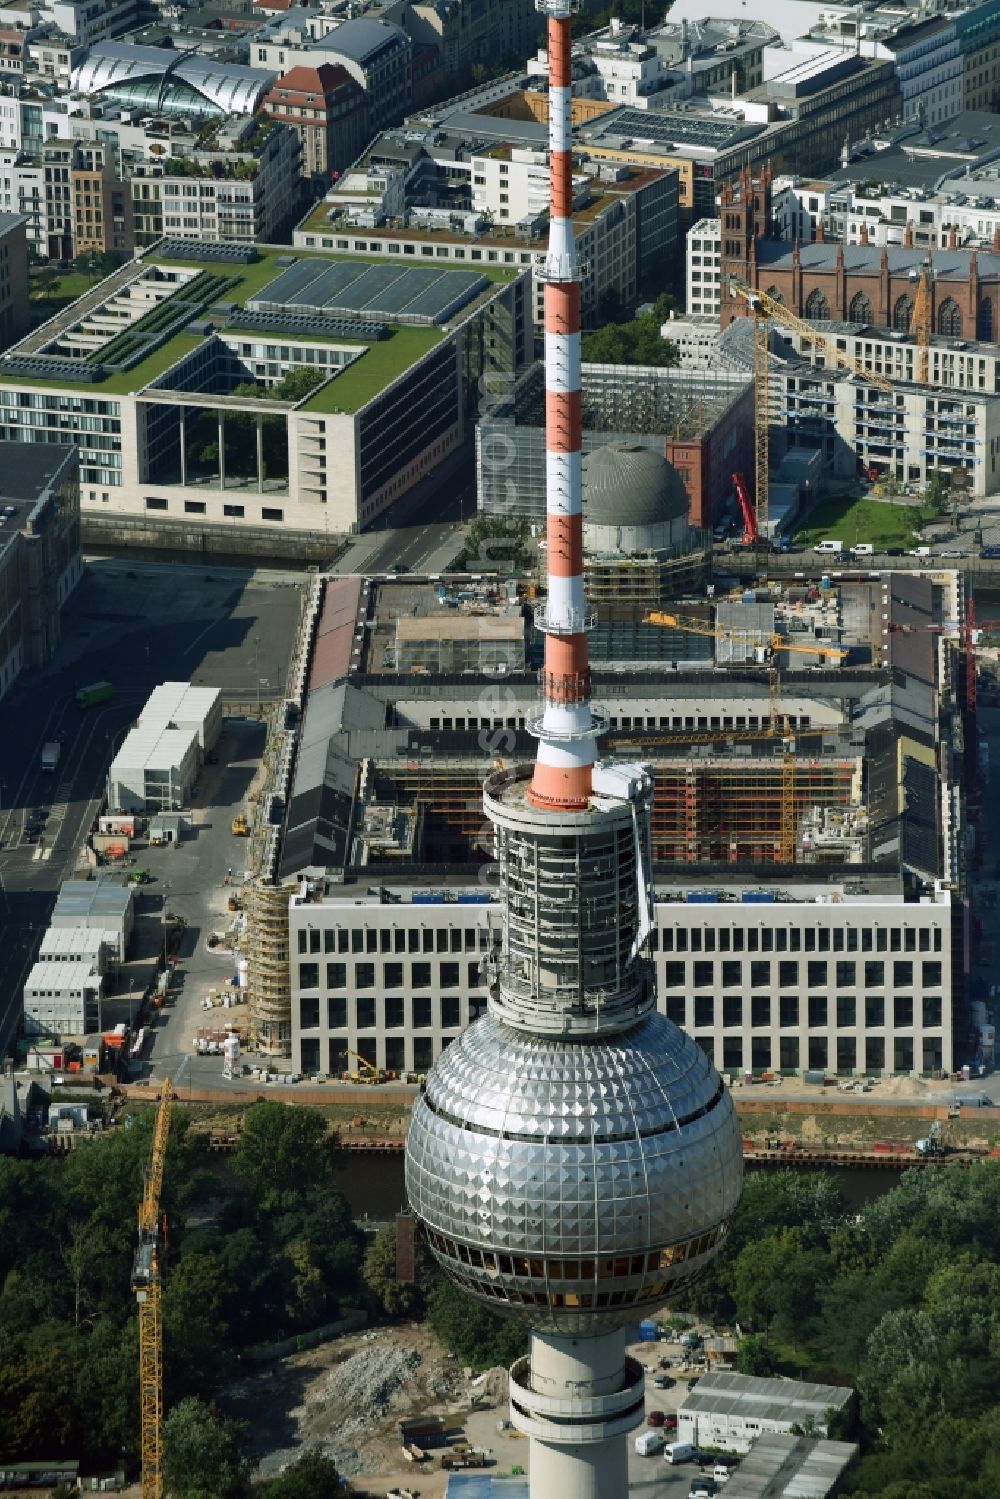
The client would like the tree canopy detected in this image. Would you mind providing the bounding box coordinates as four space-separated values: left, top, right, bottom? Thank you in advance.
679 1165 1000 1496
0 1102 364 1476
582 294 680 368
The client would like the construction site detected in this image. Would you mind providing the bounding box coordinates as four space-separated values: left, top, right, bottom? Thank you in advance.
476 360 755 536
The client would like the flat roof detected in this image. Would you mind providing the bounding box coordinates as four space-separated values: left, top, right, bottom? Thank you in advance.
111 720 199 774
0 245 518 410
39 927 116 954
140 681 221 724
24 960 100 991
721 1433 860 1498
680 1370 853 1425
55 880 132 915
396 615 523 642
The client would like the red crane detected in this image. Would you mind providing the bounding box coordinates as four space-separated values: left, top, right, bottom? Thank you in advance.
732 471 758 546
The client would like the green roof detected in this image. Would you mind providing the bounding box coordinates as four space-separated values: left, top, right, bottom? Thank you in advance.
0 245 514 404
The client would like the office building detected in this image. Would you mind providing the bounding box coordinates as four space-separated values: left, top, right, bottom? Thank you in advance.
0 241 531 541
22 960 101 1038
0 441 80 702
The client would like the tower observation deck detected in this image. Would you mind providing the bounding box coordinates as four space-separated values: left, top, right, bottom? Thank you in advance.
405 6 744 1497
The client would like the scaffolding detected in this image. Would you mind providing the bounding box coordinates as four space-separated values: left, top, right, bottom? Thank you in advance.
373 753 863 870
476 363 752 520
246 879 298 1056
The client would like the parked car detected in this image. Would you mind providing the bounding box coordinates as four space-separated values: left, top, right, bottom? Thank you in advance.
647 1410 667 1427
653 1374 674 1389
884 546 905 556
687 1377 700 1388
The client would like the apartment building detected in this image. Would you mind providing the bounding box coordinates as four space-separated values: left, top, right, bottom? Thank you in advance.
253 13 413 131
132 116 300 246
388 0 539 85
686 217 721 317
262 62 368 185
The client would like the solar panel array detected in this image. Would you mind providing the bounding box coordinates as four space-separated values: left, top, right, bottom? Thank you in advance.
249 259 490 326
156 239 258 265
226 308 389 342
588 106 764 150
1 355 105 384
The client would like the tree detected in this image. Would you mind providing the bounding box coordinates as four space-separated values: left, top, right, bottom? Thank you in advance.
163 1397 256 1499
427 1282 528 1371
232 1101 336 1210
363 1224 433 1318
581 307 680 368
259 1451 341 1499
735 1334 774 1376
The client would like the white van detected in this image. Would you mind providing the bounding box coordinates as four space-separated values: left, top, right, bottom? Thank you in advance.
814 539 843 554
851 543 874 557
635 1429 666 1457
664 1441 696 1464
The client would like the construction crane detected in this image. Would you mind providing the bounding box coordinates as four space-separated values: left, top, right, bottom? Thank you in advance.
132 1079 174 1499
728 279 894 548
644 612 848 862
644 611 848 665
341 1047 385 1085
733 471 758 546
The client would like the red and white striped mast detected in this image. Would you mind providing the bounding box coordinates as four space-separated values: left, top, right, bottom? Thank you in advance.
529 0 598 814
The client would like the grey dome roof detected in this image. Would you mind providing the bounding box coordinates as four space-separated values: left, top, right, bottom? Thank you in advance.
583 444 689 529
405 1011 743 1333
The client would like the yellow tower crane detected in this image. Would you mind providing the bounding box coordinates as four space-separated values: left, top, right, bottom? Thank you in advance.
132 1079 174 1499
644 612 848 861
728 279 895 548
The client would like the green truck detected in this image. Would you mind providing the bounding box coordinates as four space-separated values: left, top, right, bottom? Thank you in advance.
75 681 114 709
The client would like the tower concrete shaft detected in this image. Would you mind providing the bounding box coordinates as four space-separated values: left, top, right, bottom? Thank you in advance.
529 0 596 814
405 10 745 1499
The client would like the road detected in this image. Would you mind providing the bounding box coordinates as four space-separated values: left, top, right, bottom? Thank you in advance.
0 559 304 1057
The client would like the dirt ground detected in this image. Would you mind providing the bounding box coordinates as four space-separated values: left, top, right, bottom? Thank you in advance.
222 1321 528 1494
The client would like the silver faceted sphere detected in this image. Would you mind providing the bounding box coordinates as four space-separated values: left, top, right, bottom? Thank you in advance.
405 1010 744 1334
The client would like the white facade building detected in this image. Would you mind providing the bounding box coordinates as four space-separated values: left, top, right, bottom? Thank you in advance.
108 721 201 814
686 216 721 316
774 171 1000 254
678 1372 854 1455
139 682 222 751
770 325 1000 497
39 925 117 973
885 17 962 126
23 959 101 1037
289 886 493 1078
288 879 954 1079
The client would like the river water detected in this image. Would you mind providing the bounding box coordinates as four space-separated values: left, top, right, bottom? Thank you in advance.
333 1155 904 1224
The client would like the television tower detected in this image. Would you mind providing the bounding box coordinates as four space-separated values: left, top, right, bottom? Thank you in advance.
405 6 744 1498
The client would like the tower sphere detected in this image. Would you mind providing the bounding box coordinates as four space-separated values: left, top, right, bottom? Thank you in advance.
406 1009 743 1335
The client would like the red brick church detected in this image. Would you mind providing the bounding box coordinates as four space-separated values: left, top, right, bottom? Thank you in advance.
719 167 1000 342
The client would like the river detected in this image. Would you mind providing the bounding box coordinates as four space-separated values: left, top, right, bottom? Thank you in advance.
333 1155 904 1226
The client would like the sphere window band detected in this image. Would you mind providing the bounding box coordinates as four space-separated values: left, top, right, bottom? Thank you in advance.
422 1222 729 1311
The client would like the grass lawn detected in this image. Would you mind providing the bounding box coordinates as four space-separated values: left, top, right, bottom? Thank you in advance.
29 269 103 318
302 325 445 414
795 495 935 550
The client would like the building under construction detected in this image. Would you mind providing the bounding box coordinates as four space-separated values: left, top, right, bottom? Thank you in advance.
267 567 967 1077
476 362 755 530
274 569 965 887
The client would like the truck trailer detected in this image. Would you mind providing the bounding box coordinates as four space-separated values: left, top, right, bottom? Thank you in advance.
40 742 61 773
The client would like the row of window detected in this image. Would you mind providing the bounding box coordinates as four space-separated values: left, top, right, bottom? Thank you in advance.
424 1227 726 1285
659 958 943 989
702 1033 942 1074
144 497 284 522
302 992 482 1032
657 925 943 954
296 924 487 956
298 958 481 993
664 991 943 1030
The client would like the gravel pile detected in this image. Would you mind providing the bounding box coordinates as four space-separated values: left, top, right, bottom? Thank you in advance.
298 1338 423 1476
